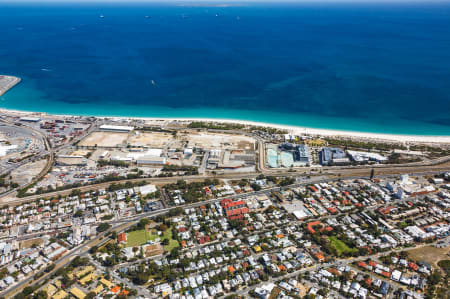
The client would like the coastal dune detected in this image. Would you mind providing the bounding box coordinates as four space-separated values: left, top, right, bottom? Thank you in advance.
152 117 450 144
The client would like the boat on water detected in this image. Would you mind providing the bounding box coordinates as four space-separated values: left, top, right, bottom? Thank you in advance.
145 15 151 19
99 14 105 19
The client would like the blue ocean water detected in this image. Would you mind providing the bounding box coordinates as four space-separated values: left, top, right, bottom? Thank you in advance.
0 2 450 135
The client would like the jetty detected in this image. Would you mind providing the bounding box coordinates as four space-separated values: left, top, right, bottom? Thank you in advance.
0 75 21 97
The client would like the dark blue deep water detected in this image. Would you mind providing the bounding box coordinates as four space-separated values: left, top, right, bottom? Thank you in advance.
1 2 450 135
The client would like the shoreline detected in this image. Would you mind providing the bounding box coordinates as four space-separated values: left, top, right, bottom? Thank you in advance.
1 107 450 144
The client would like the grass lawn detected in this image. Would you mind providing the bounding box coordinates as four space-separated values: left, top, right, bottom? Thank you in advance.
126 230 151 247
126 228 179 251
162 229 179 251
329 236 358 256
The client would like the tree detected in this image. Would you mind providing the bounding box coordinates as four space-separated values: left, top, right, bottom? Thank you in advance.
250 183 261 191
32 291 47 299
137 218 150 230
129 289 138 296
238 179 247 188
437 260 450 275
97 222 111 233
162 238 170 245
21 286 35 296
179 258 190 268
429 271 441 285
318 288 329 296
169 247 180 259
85 292 97 299
133 271 150 285
159 224 169 232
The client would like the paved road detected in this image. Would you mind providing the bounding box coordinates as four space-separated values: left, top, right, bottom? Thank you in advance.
2 169 444 297
0 222 133 298
199 150 209 175
231 241 437 298
0 174 333 297
3 161 449 206
0 121 96 199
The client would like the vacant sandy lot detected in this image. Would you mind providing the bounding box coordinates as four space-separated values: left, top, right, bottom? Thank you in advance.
128 131 174 147
11 159 47 185
79 132 128 147
71 150 91 157
180 132 255 150
408 245 450 270
20 238 44 249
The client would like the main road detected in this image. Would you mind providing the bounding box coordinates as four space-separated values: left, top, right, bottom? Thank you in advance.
0 120 97 198
3 159 449 206
0 170 446 298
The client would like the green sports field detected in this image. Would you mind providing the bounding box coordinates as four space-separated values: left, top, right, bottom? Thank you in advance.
126 228 179 251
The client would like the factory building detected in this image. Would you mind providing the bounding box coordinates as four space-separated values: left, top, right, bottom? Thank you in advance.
347 150 387 163
207 149 255 169
19 117 41 122
99 124 134 133
136 156 167 165
56 155 87 166
319 147 349 165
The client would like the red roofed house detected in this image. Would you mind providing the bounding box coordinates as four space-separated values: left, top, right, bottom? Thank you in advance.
307 221 322 234
120 290 130 296
307 221 333 234
327 207 338 214
408 262 418 271
220 198 249 219
378 206 395 215
117 233 127 244
203 187 212 195
314 252 325 262
357 261 367 269
110 286 121 294
309 186 318 192
197 235 211 245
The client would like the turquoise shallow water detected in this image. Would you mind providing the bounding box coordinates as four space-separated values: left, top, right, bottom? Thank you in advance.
1 2 450 136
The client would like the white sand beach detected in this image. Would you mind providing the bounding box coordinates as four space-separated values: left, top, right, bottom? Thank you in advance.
1 108 449 144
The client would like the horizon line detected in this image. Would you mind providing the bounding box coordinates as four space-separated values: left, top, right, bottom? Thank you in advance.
3 0 450 3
